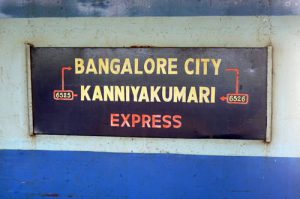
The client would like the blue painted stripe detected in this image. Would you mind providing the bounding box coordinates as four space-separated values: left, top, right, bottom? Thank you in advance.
0 0 300 17
0 150 300 199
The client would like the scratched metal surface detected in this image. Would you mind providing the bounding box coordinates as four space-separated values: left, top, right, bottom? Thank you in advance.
0 0 300 17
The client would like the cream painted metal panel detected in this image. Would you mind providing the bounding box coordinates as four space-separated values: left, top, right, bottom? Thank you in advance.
0 17 299 157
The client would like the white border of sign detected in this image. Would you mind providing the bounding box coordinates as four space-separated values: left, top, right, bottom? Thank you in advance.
26 43 34 136
266 46 273 143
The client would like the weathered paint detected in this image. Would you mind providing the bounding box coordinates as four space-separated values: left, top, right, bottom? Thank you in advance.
1 0 300 17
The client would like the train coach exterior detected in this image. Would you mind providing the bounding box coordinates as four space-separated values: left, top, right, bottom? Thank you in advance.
0 1 300 198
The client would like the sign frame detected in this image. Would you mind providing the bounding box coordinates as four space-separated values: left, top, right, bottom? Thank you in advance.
25 44 273 142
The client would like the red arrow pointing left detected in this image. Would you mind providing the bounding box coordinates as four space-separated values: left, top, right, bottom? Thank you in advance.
220 96 227 102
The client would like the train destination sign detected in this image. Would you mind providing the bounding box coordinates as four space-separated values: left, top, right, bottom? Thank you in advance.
29 47 271 140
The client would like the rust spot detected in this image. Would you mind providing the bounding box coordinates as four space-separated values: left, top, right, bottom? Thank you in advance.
40 193 60 197
130 45 154 48
25 42 35 47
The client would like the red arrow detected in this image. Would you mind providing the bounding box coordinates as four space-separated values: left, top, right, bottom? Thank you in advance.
64 66 72 71
220 96 227 102
226 68 240 94
61 66 73 90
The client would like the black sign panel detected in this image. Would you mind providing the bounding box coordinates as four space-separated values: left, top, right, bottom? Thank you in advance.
30 47 269 139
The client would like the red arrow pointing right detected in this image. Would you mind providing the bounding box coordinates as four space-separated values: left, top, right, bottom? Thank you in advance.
64 66 72 71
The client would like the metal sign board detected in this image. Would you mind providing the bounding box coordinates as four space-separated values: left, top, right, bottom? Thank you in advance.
28 47 272 140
